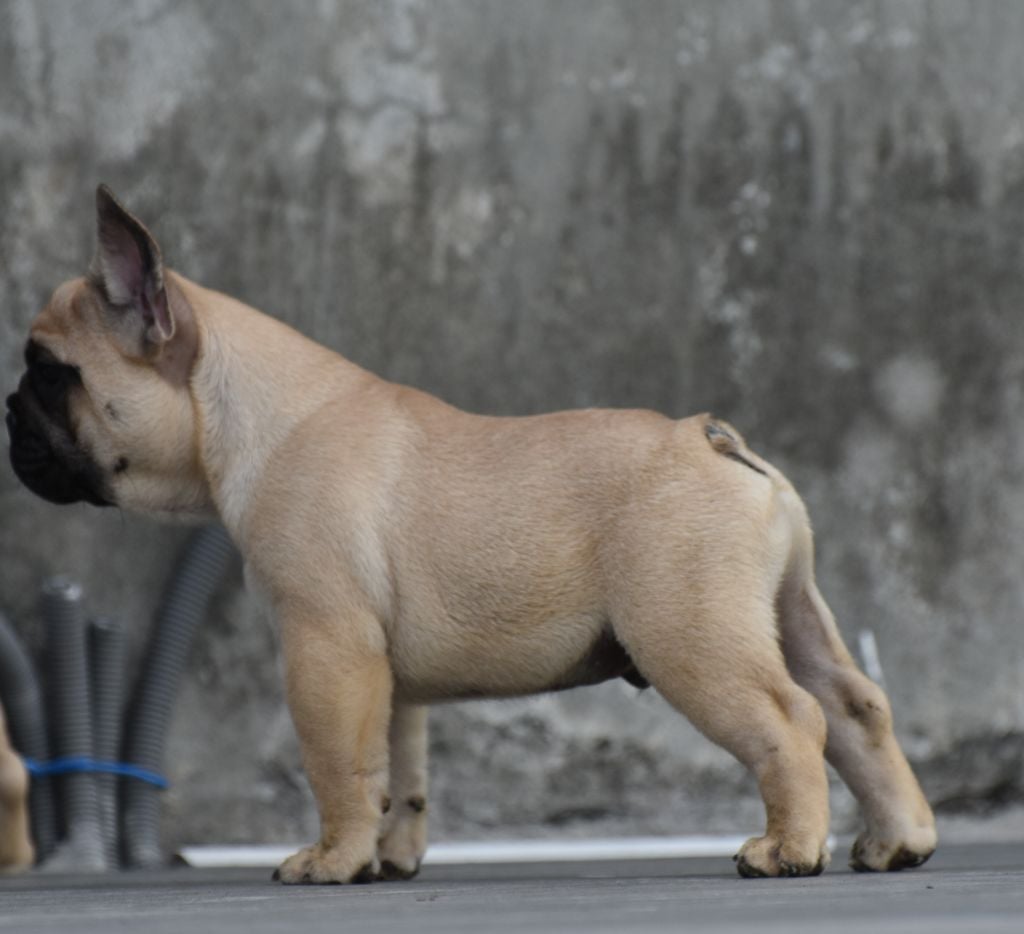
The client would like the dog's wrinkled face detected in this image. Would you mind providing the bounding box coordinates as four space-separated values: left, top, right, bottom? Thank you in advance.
6 186 210 518
7 301 112 507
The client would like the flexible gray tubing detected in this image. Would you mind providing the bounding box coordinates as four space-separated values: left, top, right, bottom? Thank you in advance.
121 524 237 868
40 578 105 870
89 617 125 868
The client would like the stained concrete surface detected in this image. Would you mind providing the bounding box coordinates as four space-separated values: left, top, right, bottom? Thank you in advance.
1 0 1023 853
0 842 1022 934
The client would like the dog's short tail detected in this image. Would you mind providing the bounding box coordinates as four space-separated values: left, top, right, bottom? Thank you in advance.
702 416 774 480
701 414 813 586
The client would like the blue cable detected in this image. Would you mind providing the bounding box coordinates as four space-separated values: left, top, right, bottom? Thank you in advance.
23 756 169 790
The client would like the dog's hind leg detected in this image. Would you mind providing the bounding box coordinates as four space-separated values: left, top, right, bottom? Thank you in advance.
613 583 831 878
376 703 428 880
706 421 935 872
776 569 937 872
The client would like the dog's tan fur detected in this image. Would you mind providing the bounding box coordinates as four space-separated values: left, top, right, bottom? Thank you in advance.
0 703 34 873
8 187 936 881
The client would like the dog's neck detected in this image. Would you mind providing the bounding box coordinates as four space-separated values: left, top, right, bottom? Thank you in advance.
177 273 375 540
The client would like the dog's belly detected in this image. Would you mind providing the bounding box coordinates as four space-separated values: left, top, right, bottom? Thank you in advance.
388 613 646 703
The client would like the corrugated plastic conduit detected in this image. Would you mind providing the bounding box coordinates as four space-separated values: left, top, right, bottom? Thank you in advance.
0 524 237 870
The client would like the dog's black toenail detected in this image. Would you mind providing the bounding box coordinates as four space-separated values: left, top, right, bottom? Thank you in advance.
351 863 376 884
378 859 420 881
887 846 931 872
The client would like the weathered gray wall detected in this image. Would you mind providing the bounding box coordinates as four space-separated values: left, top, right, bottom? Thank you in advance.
2 0 1023 852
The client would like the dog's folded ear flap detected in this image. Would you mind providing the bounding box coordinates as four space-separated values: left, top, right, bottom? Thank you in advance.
90 184 174 345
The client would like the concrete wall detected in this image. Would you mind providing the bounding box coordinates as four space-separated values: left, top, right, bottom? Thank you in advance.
2 0 1023 852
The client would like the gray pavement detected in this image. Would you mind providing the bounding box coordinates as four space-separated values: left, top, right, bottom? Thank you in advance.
1 842 1021 933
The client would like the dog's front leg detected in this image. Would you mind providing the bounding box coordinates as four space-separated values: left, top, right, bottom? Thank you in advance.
274 609 392 884
377 703 428 880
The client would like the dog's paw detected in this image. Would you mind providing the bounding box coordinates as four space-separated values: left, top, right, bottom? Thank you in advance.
734 835 829 878
272 842 380 885
376 801 427 881
849 827 936 872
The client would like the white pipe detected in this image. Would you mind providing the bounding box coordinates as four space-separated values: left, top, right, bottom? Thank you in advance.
180 834 840 868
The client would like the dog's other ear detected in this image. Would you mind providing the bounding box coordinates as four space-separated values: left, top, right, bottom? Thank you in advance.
90 184 174 344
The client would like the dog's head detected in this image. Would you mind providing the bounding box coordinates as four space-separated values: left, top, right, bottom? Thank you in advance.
6 185 210 517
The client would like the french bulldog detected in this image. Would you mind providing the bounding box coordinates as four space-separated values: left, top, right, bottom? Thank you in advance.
6 186 937 881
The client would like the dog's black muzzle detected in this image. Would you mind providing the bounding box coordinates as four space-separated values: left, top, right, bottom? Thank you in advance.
6 384 112 507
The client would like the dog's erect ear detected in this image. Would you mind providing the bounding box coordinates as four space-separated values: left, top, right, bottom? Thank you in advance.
90 184 174 344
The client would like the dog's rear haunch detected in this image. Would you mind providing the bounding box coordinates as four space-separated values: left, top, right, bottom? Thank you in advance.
6 186 936 881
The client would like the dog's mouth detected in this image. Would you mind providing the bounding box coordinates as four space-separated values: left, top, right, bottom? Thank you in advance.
6 390 113 507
